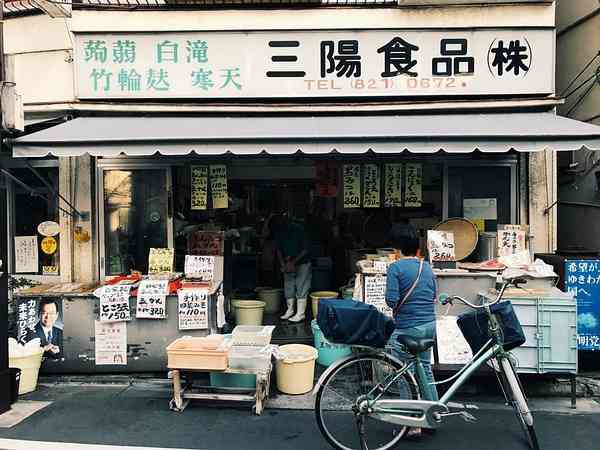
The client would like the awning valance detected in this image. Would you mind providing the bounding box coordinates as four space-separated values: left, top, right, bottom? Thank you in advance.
11 112 600 158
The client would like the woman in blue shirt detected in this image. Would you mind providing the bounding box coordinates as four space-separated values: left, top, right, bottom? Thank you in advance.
385 223 438 437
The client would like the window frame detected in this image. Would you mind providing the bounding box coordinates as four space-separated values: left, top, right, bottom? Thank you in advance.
96 161 174 280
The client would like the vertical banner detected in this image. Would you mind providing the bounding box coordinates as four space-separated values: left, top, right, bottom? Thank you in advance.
178 288 209 330
95 320 127 365
384 163 403 207
14 236 38 273
210 165 228 209
405 163 423 207
148 248 174 274
191 166 208 210
343 164 361 208
315 162 339 198
363 164 381 208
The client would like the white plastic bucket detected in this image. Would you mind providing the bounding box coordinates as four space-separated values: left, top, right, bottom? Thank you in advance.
276 344 318 395
310 291 339 319
258 289 283 314
233 300 265 326
9 349 44 395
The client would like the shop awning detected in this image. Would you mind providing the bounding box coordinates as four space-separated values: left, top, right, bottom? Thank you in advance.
11 112 600 158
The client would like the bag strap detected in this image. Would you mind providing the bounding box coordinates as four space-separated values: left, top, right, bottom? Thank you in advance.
393 259 424 317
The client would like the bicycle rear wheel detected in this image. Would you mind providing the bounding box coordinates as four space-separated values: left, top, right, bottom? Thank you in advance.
498 356 539 450
315 353 419 450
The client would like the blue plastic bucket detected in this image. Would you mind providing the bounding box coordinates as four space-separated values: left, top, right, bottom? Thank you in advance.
311 320 352 367
210 372 256 389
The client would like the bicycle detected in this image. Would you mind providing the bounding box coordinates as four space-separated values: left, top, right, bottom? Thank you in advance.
314 277 539 450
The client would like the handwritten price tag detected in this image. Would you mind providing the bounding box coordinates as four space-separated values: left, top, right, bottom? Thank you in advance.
178 288 209 330
100 285 132 323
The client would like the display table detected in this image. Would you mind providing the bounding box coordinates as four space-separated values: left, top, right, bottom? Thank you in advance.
168 365 272 415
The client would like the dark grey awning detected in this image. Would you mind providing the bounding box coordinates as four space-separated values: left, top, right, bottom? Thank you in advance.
11 112 600 157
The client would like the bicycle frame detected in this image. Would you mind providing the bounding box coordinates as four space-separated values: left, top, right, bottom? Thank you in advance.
367 341 505 429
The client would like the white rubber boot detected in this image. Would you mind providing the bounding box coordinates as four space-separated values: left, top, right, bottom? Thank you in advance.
280 298 295 320
288 298 307 323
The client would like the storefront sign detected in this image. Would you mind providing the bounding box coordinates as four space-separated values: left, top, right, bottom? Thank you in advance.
37 221 60 237
364 275 392 317
184 255 215 281
436 316 472 364
427 230 456 262
363 164 381 208
178 288 209 330
188 231 224 256
343 164 361 208
74 30 553 99
565 260 600 351
384 164 402 207
463 198 497 220
14 236 38 273
315 162 339 198
95 320 127 365
405 163 422 207
210 165 228 209
40 236 58 255
497 229 526 257
191 166 208 210
100 285 132 322
148 248 175 274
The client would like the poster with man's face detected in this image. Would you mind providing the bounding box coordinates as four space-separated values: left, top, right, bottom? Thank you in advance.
18 297 65 364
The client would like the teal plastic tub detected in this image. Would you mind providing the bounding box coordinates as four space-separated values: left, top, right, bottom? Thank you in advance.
311 320 353 367
210 372 256 389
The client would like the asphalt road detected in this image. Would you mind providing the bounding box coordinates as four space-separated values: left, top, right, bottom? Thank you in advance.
0 385 598 450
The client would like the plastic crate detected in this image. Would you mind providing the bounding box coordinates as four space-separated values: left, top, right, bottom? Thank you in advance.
228 345 272 370
166 337 228 370
486 288 577 374
231 325 275 346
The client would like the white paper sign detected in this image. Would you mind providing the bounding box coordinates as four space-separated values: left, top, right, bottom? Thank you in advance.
427 230 456 262
136 294 167 319
463 198 497 220
184 255 215 280
95 320 127 365
373 260 389 273
138 279 169 296
178 288 209 330
14 236 39 273
364 275 392 317
100 285 132 322
436 316 473 364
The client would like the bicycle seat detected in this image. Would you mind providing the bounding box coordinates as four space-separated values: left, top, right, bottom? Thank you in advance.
396 335 435 355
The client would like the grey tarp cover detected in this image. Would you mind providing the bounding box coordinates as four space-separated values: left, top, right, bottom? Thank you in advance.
11 112 600 157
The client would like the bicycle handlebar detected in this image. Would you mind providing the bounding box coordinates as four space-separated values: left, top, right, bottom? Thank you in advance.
439 277 528 309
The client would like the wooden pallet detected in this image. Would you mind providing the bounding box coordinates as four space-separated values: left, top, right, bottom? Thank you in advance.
168 365 272 415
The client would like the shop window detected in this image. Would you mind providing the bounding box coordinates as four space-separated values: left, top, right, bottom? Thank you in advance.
103 169 170 276
447 165 514 231
9 167 60 275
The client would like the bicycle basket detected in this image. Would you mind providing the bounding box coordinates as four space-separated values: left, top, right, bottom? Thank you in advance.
456 301 526 354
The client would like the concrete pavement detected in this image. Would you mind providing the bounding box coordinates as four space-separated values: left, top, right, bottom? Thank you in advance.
0 381 597 450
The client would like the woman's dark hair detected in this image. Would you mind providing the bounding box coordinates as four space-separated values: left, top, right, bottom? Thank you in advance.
388 223 419 256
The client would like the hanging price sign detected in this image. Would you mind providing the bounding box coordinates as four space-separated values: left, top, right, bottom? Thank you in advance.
343 164 361 208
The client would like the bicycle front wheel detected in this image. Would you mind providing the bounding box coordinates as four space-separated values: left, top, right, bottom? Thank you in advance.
315 353 419 450
499 356 539 450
